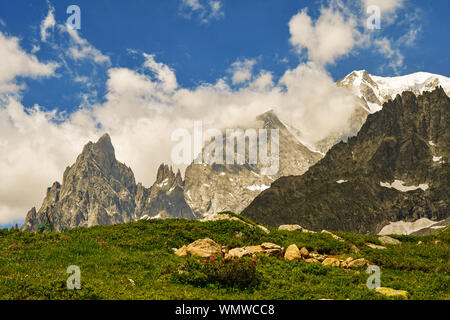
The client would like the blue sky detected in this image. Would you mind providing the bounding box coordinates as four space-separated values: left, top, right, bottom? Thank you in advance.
0 0 449 228
0 0 448 112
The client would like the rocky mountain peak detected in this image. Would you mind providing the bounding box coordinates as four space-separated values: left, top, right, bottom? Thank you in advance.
79 133 116 172
256 109 286 129
156 164 175 184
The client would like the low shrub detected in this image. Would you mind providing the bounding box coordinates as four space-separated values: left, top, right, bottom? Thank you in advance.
173 256 260 288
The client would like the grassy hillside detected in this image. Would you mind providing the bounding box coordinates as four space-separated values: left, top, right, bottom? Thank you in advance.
0 218 448 300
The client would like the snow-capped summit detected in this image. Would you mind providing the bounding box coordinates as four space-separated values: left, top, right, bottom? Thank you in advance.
337 70 450 113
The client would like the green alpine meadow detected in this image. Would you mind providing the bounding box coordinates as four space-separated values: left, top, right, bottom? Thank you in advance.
1 215 448 300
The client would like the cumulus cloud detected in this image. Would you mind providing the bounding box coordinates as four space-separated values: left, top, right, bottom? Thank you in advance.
228 58 257 84
289 7 359 65
180 0 224 23
0 32 58 94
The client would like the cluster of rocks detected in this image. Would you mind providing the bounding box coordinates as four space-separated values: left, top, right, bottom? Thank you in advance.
283 244 369 269
174 238 283 259
173 238 370 270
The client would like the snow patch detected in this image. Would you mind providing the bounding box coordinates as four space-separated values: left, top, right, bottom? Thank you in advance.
433 156 442 162
156 178 169 188
336 180 348 184
379 218 444 235
380 180 429 192
247 184 270 192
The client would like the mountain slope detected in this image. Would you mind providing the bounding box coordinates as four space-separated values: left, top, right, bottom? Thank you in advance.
242 88 449 234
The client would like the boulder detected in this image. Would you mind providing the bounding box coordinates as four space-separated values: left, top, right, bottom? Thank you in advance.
284 244 301 261
278 225 303 232
175 245 188 257
299 247 309 258
186 238 223 258
375 287 409 299
347 258 369 269
366 243 387 250
261 242 283 257
322 257 340 267
378 236 401 245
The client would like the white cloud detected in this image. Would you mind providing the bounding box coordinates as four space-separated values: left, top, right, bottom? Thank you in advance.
64 26 111 65
374 37 404 73
181 0 224 23
143 53 178 92
0 32 58 94
228 58 257 84
40 5 56 42
289 7 358 65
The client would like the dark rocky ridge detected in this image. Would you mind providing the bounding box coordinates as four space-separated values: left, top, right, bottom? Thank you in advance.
242 88 449 234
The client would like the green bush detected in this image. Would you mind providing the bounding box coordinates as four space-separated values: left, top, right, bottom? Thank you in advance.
174 256 260 288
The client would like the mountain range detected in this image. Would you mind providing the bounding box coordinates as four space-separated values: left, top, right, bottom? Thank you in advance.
22 71 450 234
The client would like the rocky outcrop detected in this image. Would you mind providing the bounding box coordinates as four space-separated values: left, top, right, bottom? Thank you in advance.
378 236 401 245
243 88 450 234
278 225 304 232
